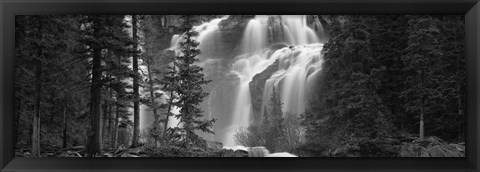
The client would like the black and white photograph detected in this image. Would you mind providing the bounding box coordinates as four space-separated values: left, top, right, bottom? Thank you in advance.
14 15 466 157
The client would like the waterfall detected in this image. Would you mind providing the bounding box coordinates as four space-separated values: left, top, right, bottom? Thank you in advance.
170 16 229 59
164 15 230 133
280 15 319 45
162 15 325 147
223 15 324 146
240 15 268 54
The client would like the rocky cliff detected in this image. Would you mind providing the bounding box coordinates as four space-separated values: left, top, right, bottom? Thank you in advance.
249 59 280 122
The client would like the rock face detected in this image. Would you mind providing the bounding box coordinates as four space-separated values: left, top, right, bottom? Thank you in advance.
218 15 254 59
249 60 279 122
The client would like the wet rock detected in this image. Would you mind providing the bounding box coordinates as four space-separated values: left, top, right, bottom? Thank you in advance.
270 43 289 51
267 15 286 43
218 15 254 58
234 149 249 157
249 60 280 122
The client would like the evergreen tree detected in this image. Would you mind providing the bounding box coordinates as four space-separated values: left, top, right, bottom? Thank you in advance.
82 15 133 156
438 16 465 142
401 15 443 140
168 15 216 148
138 15 173 144
131 14 142 148
263 87 284 152
15 15 87 156
306 15 392 153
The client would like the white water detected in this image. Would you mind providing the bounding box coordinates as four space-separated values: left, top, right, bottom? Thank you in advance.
165 15 325 147
223 15 324 146
166 15 230 132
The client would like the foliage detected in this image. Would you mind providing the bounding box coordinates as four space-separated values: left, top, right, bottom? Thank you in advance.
161 15 216 149
303 15 465 156
14 15 465 157
234 87 303 153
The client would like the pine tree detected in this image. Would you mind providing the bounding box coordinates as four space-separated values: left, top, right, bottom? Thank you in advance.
306 16 392 153
131 14 142 148
82 15 133 156
401 15 443 140
161 52 179 139
15 15 86 156
263 87 284 152
138 15 171 144
169 15 215 148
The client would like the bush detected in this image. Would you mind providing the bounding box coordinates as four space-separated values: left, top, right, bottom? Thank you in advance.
234 124 266 147
234 112 303 153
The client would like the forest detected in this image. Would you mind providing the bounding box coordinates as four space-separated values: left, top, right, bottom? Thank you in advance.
14 15 465 157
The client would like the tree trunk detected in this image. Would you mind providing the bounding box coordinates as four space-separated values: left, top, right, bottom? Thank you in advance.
32 58 42 157
32 20 43 157
147 59 159 126
85 22 103 156
454 24 464 143
419 72 425 140
113 103 119 148
419 112 424 140
102 101 108 148
107 88 113 149
131 14 141 148
62 102 68 149
113 53 122 149
15 104 24 149
163 61 176 137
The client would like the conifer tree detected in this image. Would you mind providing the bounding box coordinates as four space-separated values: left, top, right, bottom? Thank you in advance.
168 15 216 148
15 15 86 156
401 15 443 140
263 87 284 152
82 15 133 156
131 14 142 148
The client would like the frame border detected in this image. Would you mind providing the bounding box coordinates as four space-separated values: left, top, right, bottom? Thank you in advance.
1 0 479 172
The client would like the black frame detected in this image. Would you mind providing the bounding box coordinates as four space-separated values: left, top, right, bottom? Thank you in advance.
1 0 479 171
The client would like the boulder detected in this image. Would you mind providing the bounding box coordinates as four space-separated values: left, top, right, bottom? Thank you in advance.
234 149 249 157
425 145 461 157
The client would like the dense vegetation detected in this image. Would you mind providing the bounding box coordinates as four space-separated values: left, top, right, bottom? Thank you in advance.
300 15 465 156
14 15 465 157
233 15 465 157
15 15 217 157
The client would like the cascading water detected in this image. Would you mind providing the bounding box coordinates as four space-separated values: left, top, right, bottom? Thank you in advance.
240 15 268 54
163 15 325 147
165 15 230 133
223 15 324 146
